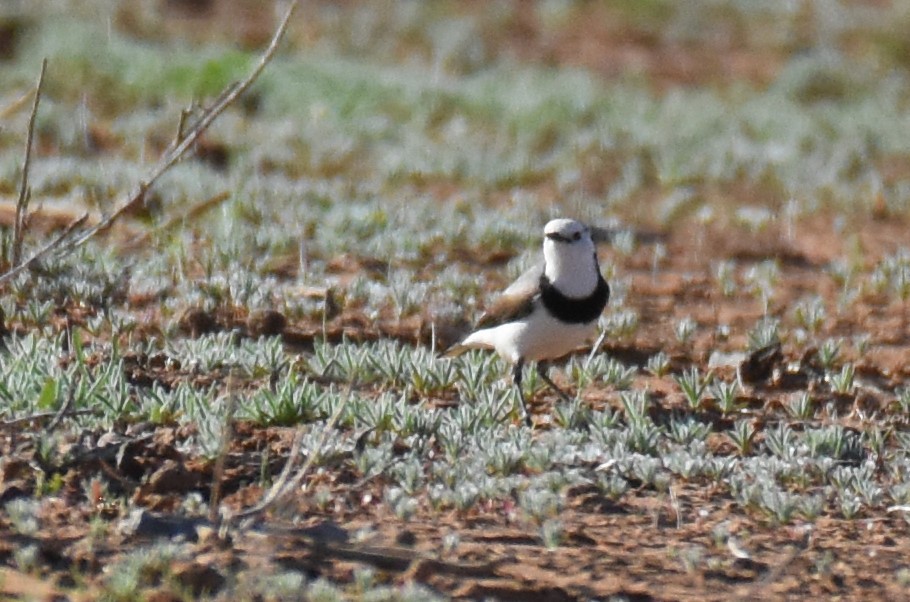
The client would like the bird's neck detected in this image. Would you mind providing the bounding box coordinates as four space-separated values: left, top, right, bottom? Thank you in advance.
543 247 600 299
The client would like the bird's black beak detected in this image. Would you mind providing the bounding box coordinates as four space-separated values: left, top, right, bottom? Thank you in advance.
545 232 571 243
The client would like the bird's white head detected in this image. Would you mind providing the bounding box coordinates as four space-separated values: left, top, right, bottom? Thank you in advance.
541 218 599 298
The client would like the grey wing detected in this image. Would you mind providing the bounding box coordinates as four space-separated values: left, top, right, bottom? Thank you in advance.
475 262 542 329
501 261 543 297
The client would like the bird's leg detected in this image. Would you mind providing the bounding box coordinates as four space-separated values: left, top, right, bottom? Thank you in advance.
536 362 573 403
512 359 532 427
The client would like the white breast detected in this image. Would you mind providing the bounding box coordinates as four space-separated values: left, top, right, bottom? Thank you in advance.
461 305 599 363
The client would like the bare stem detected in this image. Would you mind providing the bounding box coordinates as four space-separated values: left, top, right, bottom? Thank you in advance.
69 0 300 249
0 0 300 283
233 391 349 522
0 214 89 286
11 58 48 268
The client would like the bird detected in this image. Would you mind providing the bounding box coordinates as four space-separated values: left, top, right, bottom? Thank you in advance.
442 218 610 426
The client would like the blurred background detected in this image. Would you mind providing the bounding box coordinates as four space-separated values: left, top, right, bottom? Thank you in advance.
3 0 910 217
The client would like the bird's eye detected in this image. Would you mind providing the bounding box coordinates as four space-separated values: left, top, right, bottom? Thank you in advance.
572 231 581 241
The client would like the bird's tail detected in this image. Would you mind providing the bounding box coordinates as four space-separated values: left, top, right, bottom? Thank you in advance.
439 342 471 359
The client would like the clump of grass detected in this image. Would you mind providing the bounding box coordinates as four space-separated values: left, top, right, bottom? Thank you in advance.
646 351 671 377
727 420 756 456
674 316 697 344
747 317 780 350
675 367 711 410
828 363 855 396
710 378 740 415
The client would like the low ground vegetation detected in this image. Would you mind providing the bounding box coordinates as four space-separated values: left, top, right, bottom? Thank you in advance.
2 1 910 599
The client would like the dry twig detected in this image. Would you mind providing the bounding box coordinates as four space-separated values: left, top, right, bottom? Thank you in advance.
44 372 80 434
0 214 89 285
131 190 231 248
11 58 47 268
68 0 300 249
0 0 301 283
0 408 95 429
209 381 238 524
233 390 349 522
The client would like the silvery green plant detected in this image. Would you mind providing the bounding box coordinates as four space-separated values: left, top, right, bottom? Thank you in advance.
764 423 796 460
367 340 413 387
747 317 780 350
838 491 862 519
5 499 40 536
727 420 756 456
646 351 671 377
745 260 780 314
359 392 398 432
714 260 737 297
631 455 668 490
597 473 629 501
853 333 871 356
569 354 634 390
674 316 697 344
624 419 663 456
356 445 392 480
602 309 639 340
759 489 798 524
454 351 499 398
485 440 526 476
384 486 419 520
410 353 458 395
241 373 327 426
553 397 590 430
620 389 650 424
389 458 425 495
667 416 711 445
828 363 855 395
817 338 841 370
897 387 910 413
853 477 883 508
523 444 554 473
863 427 887 459
787 392 814 420
703 456 736 482
794 296 827 334
589 407 621 430
675 367 710 410
889 482 910 506
519 486 562 523
662 449 704 479
798 495 825 521
540 519 563 550
600 357 637 389
710 378 740 415
803 424 860 462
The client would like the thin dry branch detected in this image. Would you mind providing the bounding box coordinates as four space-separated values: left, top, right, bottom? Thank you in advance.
0 213 89 285
130 190 231 248
0 408 95 429
209 384 238 524
0 0 300 283
0 89 34 119
233 391 349 522
44 372 80 434
11 58 48 268
68 0 300 249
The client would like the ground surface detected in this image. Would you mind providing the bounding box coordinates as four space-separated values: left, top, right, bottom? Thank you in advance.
2 1 910 601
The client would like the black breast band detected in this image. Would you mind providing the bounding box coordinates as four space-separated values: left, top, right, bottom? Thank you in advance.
539 269 610 324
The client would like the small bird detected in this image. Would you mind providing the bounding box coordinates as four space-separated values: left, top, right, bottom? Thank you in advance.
443 218 610 425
